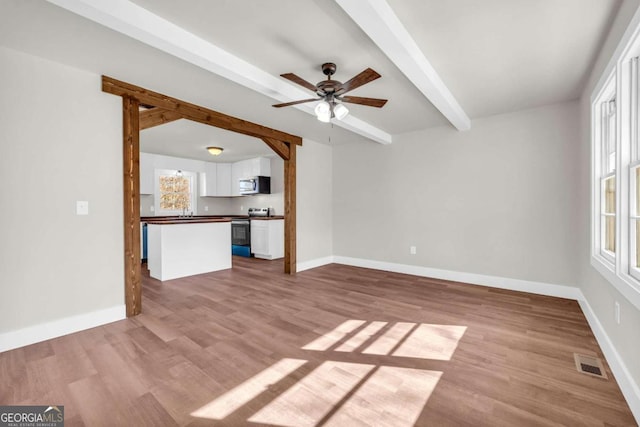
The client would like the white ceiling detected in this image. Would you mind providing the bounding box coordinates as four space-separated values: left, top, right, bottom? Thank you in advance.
0 0 621 162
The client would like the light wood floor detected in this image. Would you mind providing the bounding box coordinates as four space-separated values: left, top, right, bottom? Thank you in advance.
0 257 636 426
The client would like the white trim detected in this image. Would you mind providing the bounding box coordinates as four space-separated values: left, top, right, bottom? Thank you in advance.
296 256 335 272
45 0 393 145
578 298 640 422
0 305 126 353
333 256 581 299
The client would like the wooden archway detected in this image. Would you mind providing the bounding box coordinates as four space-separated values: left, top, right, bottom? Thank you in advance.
102 76 302 317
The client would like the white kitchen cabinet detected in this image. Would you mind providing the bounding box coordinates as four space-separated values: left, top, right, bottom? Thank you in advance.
216 163 232 196
231 157 271 196
251 219 284 260
233 157 271 180
248 157 271 177
199 162 218 197
230 163 242 197
139 152 155 195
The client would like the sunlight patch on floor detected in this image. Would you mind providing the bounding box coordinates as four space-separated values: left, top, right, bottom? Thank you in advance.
393 324 467 360
361 322 415 356
190 358 307 420
325 367 442 427
248 361 375 427
193 320 466 424
301 319 366 351
302 320 467 361
335 321 387 352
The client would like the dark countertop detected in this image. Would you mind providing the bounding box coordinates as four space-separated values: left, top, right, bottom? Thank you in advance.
144 218 232 225
141 215 246 221
249 216 285 220
141 215 283 223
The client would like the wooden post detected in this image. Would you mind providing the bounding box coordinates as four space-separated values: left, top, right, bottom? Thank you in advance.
122 96 142 316
105 77 304 312
284 143 297 274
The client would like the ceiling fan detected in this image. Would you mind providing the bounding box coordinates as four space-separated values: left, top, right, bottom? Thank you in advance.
273 62 388 122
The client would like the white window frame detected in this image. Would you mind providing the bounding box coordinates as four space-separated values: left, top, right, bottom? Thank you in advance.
596 92 617 265
590 11 640 310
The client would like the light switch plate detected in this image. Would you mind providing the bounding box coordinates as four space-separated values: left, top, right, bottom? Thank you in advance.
76 201 89 215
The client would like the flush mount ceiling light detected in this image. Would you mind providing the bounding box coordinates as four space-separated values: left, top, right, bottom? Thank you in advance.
207 146 224 156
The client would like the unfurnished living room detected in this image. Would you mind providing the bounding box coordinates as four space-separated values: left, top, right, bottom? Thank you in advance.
1 1 640 426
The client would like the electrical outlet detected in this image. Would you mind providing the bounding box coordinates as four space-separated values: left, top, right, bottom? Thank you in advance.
204 205 209 212
410 246 417 255
615 301 621 324
150 205 154 212
76 201 89 215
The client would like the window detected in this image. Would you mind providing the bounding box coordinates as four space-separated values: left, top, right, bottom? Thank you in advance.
593 76 617 266
154 169 197 215
591 26 640 308
629 56 640 280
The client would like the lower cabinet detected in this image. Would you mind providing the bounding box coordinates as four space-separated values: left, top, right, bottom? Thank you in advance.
250 219 284 260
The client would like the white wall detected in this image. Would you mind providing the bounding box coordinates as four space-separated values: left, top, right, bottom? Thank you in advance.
333 101 580 287
578 0 640 390
0 47 124 333
297 139 333 265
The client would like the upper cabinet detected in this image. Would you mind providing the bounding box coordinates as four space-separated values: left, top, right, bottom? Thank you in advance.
140 152 155 195
199 162 218 197
233 157 271 181
216 163 232 197
231 157 271 196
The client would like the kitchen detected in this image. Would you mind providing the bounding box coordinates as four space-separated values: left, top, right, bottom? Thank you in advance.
139 119 286 281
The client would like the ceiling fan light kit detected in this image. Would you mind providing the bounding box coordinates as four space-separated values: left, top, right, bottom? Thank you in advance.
274 62 387 123
333 103 349 120
315 100 331 122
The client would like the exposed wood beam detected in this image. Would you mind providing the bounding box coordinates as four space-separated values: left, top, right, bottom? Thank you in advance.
106 78 301 316
139 107 182 130
47 0 391 144
336 0 471 131
103 76 303 146
284 143 297 274
122 96 142 317
261 137 290 161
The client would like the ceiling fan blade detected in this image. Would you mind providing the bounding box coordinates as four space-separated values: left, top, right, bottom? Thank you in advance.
340 96 388 108
280 73 318 92
337 68 381 94
272 98 318 108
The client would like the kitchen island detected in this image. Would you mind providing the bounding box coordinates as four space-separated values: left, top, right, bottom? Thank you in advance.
146 218 232 281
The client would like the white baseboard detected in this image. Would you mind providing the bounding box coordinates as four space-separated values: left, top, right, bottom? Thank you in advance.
0 305 126 353
578 298 640 421
296 256 335 272
333 256 582 299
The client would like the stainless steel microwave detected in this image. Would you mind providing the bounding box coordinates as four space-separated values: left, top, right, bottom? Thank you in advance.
239 176 271 195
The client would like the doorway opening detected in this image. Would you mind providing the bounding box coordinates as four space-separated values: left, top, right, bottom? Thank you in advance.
103 76 302 317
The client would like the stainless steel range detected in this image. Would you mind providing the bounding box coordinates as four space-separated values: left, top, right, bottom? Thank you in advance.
231 208 270 257
248 207 269 217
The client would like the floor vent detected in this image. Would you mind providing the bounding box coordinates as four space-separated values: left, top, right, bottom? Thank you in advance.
574 353 607 379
